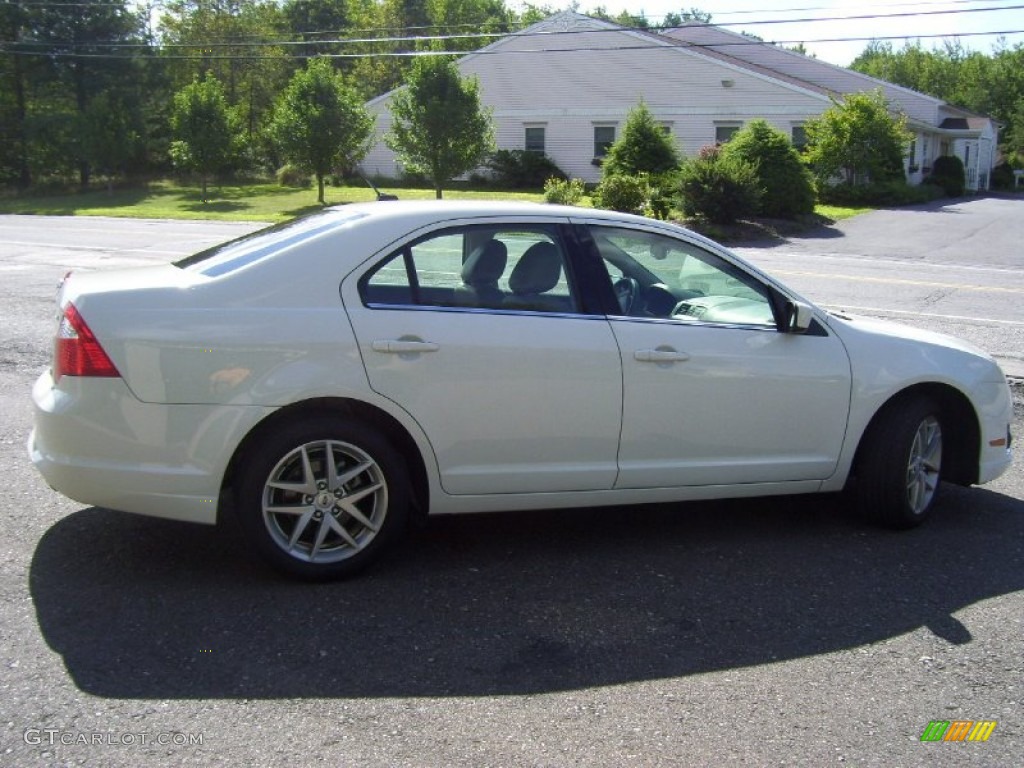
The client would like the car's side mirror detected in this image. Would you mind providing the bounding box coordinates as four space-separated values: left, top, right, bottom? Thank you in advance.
783 300 814 334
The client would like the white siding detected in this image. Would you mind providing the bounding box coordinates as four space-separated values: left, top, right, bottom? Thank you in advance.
360 14 829 183
359 12 998 186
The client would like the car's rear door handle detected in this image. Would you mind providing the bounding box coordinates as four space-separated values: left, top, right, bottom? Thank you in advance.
371 339 440 354
634 348 690 363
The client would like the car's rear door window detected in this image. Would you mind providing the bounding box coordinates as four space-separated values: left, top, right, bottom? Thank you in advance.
360 224 580 314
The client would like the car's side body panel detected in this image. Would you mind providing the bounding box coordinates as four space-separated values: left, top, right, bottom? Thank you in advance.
29 201 1013 541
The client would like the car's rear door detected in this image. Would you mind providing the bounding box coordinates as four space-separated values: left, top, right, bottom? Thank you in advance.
342 219 623 496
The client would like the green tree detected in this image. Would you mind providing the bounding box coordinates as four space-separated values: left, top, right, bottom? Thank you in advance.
662 8 712 26
78 92 142 191
170 73 237 200
850 39 1024 158
159 0 290 150
601 100 679 177
270 58 373 204
721 119 815 219
1006 98 1024 164
0 0 31 186
803 90 910 187
16 0 146 188
516 3 554 25
427 0 514 50
283 0 355 58
386 55 494 198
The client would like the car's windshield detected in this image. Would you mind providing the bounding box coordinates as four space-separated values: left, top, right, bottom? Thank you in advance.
175 209 367 277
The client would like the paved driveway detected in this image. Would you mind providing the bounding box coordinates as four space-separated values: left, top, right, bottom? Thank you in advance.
734 195 1024 378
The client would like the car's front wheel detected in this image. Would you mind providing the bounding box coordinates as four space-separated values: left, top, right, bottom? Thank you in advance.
237 415 409 579
857 396 944 528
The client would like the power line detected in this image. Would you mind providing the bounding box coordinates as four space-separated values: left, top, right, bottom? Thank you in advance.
4 27 1023 60
665 0 1021 19
6 0 1024 42
704 3 1024 28
8 3 1024 50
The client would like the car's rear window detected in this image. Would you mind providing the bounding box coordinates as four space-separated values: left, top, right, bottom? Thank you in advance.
175 210 367 277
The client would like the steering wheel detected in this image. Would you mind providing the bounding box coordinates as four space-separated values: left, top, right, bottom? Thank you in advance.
613 277 641 315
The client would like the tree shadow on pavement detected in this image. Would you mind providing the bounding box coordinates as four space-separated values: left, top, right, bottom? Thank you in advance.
29 485 1024 699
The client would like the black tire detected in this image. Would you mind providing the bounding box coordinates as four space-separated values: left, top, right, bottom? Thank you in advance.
856 396 944 529
236 414 410 579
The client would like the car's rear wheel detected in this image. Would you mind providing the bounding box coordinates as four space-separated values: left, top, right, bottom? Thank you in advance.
237 415 409 579
857 397 943 528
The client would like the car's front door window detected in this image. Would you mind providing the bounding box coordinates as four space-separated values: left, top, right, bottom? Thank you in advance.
593 227 777 327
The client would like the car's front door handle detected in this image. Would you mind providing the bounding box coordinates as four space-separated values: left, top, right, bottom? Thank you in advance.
634 348 690 363
371 339 440 354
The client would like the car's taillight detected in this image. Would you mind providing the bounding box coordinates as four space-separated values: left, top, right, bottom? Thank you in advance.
54 303 120 382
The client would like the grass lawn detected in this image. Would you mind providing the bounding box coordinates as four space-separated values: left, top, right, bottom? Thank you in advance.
0 179 871 233
0 179 546 223
815 203 874 221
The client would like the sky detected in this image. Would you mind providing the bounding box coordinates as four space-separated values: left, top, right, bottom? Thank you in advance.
552 0 1024 65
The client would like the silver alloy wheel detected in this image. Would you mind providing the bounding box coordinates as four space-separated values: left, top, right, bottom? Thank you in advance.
261 439 388 563
905 415 942 515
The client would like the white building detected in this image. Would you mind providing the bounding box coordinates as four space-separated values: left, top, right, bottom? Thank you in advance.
359 12 997 190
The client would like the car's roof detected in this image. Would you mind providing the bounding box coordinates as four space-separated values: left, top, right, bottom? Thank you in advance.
317 200 709 247
324 199 653 226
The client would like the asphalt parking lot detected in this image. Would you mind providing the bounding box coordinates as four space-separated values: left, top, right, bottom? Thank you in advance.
1 200 1022 767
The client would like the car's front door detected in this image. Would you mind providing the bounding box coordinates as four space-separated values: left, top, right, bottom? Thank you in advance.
343 221 623 496
581 223 852 489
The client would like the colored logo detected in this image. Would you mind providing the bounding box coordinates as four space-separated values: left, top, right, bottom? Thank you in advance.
921 720 997 742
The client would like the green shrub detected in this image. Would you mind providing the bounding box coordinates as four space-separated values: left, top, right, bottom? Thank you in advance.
593 174 649 215
644 170 680 219
276 164 311 188
485 149 566 188
721 119 815 219
543 177 586 205
926 155 966 196
602 101 680 177
679 146 761 224
818 179 941 206
991 162 1016 190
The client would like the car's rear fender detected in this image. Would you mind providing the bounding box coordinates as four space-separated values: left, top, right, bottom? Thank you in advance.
220 396 437 527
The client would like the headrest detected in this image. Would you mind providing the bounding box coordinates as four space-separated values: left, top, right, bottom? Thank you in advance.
461 240 508 285
508 242 561 295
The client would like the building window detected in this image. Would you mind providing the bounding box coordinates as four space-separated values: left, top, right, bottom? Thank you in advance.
908 139 918 172
715 124 740 144
525 126 545 154
791 125 807 150
594 125 616 159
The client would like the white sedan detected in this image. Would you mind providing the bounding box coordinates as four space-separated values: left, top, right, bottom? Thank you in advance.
29 201 1014 578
